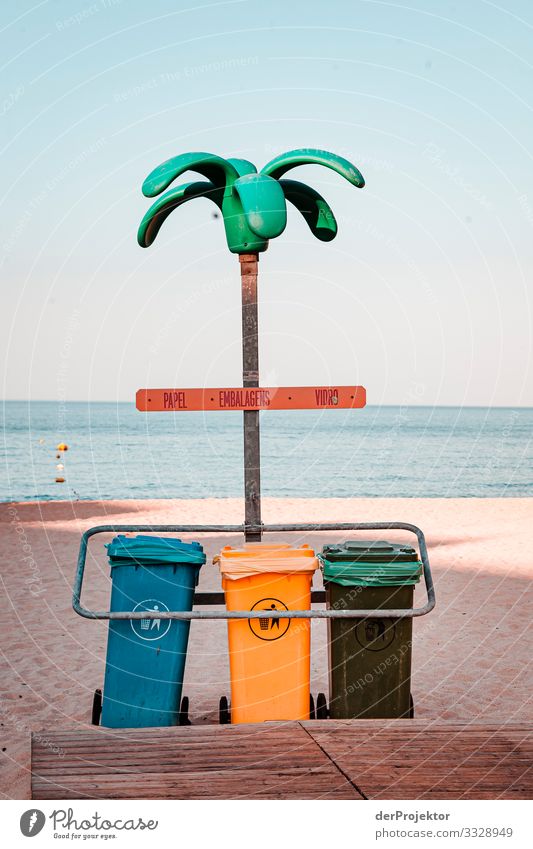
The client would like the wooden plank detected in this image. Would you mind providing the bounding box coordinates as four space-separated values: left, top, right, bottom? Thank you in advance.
32 721 533 801
32 766 359 800
32 724 311 750
304 720 533 730
31 723 363 800
304 722 533 800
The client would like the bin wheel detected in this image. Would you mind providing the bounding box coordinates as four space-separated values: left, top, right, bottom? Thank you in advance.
409 693 415 718
179 695 191 726
309 694 315 720
91 688 102 726
219 696 231 725
316 692 329 719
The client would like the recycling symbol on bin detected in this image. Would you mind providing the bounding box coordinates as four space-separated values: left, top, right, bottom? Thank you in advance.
131 598 171 641
249 598 290 641
355 618 396 652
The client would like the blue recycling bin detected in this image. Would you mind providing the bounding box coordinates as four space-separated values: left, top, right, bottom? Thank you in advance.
101 535 206 728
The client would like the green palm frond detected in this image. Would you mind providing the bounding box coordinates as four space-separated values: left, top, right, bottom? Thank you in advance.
142 152 239 197
137 181 222 248
138 148 364 254
262 148 365 188
279 179 337 242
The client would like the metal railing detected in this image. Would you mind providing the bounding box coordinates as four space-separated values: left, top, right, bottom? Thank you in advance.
72 522 435 621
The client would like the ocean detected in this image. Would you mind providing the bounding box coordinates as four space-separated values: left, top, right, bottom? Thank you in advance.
1 401 531 501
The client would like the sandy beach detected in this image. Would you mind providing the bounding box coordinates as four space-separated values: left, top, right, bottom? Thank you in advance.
0 496 532 799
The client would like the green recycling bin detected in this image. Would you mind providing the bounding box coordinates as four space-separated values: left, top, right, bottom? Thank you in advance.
319 540 422 719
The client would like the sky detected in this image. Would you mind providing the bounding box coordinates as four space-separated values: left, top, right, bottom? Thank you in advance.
1 0 532 406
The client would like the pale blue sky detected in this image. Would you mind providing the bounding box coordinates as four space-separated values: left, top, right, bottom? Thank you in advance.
1 0 532 405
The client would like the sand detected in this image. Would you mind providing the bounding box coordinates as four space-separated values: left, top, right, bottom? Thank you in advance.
0 497 532 799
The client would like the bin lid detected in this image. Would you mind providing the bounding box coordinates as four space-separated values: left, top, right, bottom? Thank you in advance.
106 534 206 567
319 540 422 586
216 542 318 580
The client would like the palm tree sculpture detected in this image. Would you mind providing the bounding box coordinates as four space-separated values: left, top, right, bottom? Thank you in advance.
138 149 365 540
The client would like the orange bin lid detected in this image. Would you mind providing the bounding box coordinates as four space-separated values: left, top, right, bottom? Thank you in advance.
215 542 318 580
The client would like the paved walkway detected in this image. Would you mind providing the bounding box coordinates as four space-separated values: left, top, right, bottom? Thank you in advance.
1 497 532 798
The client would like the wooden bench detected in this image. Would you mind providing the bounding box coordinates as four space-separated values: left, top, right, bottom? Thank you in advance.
31 720 532 800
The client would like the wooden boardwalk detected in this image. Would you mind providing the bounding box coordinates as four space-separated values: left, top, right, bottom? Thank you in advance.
31 720 532 800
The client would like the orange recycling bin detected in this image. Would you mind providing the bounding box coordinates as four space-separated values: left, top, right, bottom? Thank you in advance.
216 543 318 724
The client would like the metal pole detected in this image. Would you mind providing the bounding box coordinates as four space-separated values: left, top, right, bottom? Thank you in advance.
240 253 262 541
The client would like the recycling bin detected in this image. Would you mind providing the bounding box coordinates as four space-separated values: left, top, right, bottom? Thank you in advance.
216 543 318 724
319 540 422 719
101 535 205 728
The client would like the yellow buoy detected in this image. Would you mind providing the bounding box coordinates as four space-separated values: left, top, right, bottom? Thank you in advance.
56 443 68 451
55 477 65 483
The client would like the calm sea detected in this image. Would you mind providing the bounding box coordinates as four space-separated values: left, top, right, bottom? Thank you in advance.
1 401 531 501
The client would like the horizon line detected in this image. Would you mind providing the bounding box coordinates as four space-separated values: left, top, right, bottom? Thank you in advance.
2 399 532 410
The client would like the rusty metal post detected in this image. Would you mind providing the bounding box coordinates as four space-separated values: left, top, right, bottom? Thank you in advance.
240 253 262 541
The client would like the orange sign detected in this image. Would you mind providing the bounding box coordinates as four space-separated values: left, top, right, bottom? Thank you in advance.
136 385 366 412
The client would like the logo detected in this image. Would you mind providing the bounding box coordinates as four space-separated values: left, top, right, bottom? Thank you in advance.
48 808 159 835
20 810 45 837
355 618 396 652
249 598 290 641
130 599 171 641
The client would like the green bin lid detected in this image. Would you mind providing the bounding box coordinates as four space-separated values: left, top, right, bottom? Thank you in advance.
106 534 206 567
319 539 422 587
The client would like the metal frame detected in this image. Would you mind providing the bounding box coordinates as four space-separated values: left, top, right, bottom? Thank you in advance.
72 521 435 621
